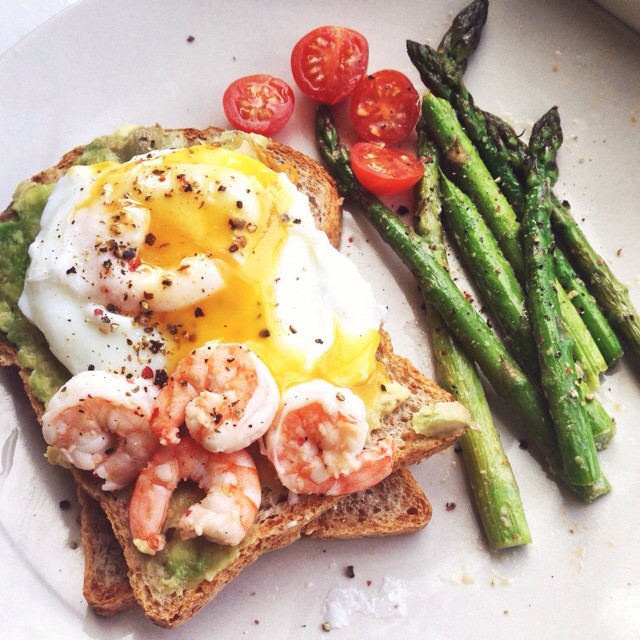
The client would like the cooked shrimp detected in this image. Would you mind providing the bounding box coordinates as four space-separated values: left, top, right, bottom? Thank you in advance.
42 370 160 490
129 435 261 554
264 379 395 496
67 192 223 314
150 341 279 453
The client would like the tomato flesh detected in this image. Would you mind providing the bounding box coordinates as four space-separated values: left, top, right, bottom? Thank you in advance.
291 26 368 104
351 142 424 196
223 74 295 136
350 69 419 145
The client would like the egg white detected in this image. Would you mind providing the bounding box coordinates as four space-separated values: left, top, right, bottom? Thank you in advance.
18 145 385 388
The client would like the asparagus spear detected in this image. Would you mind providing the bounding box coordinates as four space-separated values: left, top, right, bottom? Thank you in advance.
407 39 525 214
420 92 606 388
417 128 530 549
482 110 529 184
552 196 640 359
437 0 489 80
554 249 622 367
420 91 525 282
439 171 538 373
523 108 600 486
315 104 609 501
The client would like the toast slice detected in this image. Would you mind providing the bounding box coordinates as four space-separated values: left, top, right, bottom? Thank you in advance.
78 467 431 616
0 125 470 627
303 466 431 540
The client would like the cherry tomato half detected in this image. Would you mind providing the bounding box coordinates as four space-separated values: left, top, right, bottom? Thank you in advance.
291 26 369 105
351 142 424 196
223 74 295 136
350 69 420 145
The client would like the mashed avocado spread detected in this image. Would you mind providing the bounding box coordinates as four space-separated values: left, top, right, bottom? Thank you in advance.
148 484 245 591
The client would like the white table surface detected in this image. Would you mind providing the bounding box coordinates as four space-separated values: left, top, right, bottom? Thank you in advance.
1 2 639 639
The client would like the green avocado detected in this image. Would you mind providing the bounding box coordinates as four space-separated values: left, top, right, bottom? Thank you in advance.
144 484 242 590
0 181 68 403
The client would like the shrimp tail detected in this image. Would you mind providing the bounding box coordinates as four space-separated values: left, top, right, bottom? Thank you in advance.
328 436 395 496
149 381 195 445
129 457 179 554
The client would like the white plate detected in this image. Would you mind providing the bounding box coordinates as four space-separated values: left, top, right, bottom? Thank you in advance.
1 1 640 637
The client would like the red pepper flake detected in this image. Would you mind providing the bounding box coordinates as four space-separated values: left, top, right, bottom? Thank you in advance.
596 258 603 266
143 291 154 300
259 329 270 338
366 580 372 587
186 35 195 43
194 307 205 318
145 233 156 246
185 508 192 515
140 366 153 379
93 308 103 316
445 502 456 511
236 200 243 209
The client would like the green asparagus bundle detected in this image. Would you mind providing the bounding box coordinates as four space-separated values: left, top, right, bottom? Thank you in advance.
315 104 609 501
523 108 600 486
437 125 614 448
420 92 606 389
417 127 530 550
428 1 615 447
410 29 630 365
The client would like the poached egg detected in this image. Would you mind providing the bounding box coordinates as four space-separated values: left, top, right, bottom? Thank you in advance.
19 140 389 407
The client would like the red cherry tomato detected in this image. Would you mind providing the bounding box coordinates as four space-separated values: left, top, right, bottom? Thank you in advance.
223 74 295 136
291 26 369 104
350 142 424 195
350 69 420 145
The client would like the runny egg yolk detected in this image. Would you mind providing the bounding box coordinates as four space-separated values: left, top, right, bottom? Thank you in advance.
78 145 387 405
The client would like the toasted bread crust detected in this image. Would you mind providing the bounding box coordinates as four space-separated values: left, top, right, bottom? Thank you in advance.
304 467 431 540
77 487 137 616
0 126 466 627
